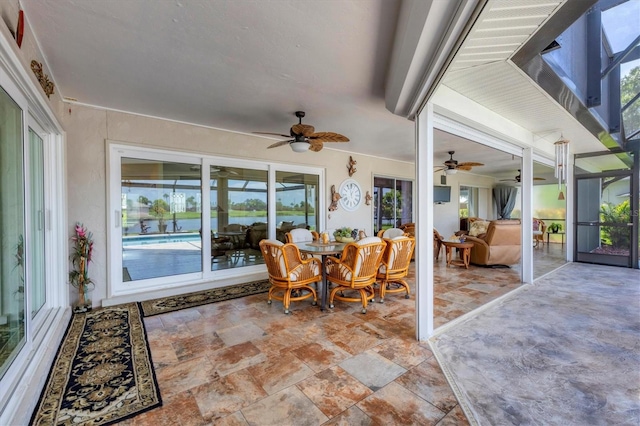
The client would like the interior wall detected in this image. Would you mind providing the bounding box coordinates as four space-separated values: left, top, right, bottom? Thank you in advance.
62 105 415 306
433 172 496 238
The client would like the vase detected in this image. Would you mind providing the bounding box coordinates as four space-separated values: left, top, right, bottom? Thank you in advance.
74 283 95 313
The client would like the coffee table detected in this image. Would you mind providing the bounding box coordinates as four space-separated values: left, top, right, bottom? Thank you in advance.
441 240 474 269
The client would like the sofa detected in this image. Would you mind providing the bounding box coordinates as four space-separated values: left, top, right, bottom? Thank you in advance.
464 219 522 266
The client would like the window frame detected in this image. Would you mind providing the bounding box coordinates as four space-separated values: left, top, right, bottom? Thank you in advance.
107 142 325 302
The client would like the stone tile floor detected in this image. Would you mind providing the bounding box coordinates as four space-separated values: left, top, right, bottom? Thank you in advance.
121 244 566 425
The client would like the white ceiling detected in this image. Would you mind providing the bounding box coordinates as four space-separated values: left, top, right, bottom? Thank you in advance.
20 0 605 178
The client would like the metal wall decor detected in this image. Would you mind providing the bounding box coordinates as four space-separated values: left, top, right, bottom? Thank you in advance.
31 60 55 98
329 185 341 211
347 156 357 176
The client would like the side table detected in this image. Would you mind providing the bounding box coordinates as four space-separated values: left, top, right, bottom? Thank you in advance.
441 240 474 269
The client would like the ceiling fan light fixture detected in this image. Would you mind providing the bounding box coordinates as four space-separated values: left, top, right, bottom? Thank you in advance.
290 141 310 153
445 168 457 175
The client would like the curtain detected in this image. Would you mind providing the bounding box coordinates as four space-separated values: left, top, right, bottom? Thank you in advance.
493 186 518 219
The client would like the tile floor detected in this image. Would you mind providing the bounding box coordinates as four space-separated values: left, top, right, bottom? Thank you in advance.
122 243 566 425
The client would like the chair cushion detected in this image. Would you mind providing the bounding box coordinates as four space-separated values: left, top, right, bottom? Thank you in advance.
469 221 490 237
382 228 404 239
289 228 314 243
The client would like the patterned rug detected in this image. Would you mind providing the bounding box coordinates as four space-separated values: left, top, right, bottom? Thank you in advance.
140 279 271 317
30 303 161 426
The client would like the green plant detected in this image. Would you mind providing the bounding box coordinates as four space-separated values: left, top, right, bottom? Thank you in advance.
600 200 631 248
549 222 563 233
150 199 170 225
333 227 353 239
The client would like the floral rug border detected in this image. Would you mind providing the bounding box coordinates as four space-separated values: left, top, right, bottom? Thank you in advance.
30 303 162 426
139 279 271 317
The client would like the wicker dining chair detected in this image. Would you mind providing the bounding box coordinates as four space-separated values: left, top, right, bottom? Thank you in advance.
259 239 320 314
285 228 320 259
327 236 387 314
376 228 406 239
376 236 415 302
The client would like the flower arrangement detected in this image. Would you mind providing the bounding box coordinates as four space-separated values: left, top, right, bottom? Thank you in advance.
69 222 94 312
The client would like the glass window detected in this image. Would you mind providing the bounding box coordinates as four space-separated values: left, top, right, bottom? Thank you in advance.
121 158 202 281
275 171 319 239
459 186 479 218
373 177 413 233
210 166 267 269
0 87 25 379
28 128 46 318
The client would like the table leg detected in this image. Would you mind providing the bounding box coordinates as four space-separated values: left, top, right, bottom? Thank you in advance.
462 248 470 268
320 254 328 310
445 246 452 267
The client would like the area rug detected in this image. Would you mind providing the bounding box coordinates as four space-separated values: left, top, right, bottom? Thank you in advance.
140 279 271 317
30 303 161 426
430 263 640 425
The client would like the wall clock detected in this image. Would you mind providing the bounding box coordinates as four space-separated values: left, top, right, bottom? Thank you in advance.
339 179 362 211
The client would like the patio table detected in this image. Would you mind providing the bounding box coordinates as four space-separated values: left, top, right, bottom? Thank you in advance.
293 241 346 310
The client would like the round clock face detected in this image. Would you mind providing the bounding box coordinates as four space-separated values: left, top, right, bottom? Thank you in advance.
339 179 362 211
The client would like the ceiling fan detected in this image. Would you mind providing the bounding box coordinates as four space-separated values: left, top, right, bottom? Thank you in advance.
254 111 349 152
211 166 239 178
500 170 546 183
434 151 484 175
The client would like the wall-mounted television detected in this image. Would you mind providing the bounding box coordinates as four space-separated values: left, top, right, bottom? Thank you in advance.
434 185 451 204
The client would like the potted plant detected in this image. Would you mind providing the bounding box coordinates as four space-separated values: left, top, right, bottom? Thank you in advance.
69 222 95 313
549 222 562 233
150 199 169 233
333 227 354 243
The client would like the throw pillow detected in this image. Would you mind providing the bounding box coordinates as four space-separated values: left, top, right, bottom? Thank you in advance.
469 221 490 237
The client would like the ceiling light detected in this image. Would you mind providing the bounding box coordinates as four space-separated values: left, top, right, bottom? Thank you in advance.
445 168 457 175
290 142 310 153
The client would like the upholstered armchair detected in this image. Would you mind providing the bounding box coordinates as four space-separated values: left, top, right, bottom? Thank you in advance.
376 236 415 302
464 220 522 266
327 236 386 314
259 239 320 314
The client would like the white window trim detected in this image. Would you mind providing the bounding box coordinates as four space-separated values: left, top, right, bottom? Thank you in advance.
0 31 68 425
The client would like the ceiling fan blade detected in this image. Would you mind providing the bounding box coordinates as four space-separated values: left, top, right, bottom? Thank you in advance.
434 166 446 172
253 131 291 138
308 132 349 143
457 165 474 171
499 179 517 182
533 177 546 181
267 139 293 149
309 140 324 152
457 162 484 167
291 124 315 136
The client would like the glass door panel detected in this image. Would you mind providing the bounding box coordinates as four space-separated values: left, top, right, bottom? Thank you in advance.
210 166 267 269
275 171 319 241
28 128 46 317
0 87 25 378
576 175 632 266
373 177 413 234
121 158 202 281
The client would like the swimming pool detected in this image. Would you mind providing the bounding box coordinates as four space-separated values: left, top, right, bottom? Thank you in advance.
123 233 200 246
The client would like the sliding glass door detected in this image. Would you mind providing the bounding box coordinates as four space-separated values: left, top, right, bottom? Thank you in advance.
0 87 25 378
373 176 413 234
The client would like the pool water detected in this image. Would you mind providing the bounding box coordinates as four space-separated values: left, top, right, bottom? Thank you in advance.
123 233 200 246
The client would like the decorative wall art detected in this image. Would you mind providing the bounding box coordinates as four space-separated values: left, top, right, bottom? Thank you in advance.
329 184 341 211
365 191 372 206
30 60 55 98
347 156 357 176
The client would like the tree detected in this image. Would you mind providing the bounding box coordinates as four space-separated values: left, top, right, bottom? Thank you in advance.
621 65 640 135
381 190 402 224
138 195 150 206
